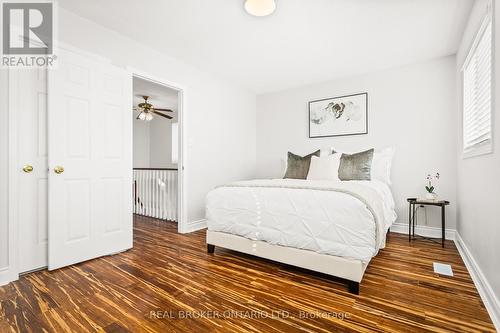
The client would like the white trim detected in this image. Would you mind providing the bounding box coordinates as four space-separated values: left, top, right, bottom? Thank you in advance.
53 40 111 64
455 232 500 331
0 266 16 287
6 67 20 286
390 222 456 240
462 140 493 159
185 219 207 233
461 6 492 72
461 8 494 159
126 67 188 234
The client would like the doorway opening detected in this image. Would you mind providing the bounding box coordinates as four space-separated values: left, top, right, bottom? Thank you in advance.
132 75 183 232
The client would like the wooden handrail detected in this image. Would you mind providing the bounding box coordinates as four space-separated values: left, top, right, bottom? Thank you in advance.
133 168 178 171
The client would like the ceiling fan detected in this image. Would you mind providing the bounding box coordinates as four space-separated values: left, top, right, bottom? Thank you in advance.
134 95 173 121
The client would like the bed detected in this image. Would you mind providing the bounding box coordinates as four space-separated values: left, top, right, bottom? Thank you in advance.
205 178 397 294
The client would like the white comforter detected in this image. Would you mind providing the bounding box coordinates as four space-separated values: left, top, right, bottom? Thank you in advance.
206 179 397 263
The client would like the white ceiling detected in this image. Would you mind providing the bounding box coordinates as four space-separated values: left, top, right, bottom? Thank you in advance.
133 76 178 110
60 0 474 94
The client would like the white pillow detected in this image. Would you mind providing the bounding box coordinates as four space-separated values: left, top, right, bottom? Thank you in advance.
307 154 341 181
282 148 334 175
371 148 394 185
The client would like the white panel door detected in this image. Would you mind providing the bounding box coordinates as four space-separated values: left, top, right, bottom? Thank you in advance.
15 68 49 273
48 47 133 270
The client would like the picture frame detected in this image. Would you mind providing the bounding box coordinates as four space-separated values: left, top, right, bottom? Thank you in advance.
308 92 368 138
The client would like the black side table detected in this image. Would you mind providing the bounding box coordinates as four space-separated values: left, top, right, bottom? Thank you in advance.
407 198 450 248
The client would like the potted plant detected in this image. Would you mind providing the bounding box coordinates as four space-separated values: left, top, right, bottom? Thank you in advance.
425 172 440 200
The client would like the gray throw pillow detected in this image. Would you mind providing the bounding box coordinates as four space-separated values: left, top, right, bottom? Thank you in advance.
338 149 374 181
284 150 321 179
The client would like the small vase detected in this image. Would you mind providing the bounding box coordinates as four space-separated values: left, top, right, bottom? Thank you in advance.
426 192 437 200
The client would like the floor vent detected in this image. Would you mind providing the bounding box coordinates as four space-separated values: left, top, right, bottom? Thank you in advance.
433 262 453 276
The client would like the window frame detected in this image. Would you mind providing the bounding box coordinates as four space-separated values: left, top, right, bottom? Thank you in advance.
461 10 494 159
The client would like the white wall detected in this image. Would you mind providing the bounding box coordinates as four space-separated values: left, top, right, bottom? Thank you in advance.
456 0 500 323
0 71 9 272
256 56 458 229
133 120 151 168
149 117 177 169
133 116 178 169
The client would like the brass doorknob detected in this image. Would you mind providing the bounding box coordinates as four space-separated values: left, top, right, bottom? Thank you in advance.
54 166 65 174
22 165 34 173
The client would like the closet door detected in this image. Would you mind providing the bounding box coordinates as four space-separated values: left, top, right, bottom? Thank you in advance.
47 47 133 270
14 69 49 273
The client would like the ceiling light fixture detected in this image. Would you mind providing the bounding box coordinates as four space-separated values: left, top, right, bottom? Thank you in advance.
133 95 174 122
137 110 154 122
244 0 276 17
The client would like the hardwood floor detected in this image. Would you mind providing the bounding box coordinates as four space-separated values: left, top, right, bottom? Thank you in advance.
0 215 495 332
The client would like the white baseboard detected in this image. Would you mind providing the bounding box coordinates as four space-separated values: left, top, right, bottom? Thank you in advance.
0 268 9 287
184 219 207 233
455 232 500 331
390 222 456 240
0 266 17 287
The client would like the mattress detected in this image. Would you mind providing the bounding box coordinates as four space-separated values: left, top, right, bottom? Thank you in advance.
206 179 397 263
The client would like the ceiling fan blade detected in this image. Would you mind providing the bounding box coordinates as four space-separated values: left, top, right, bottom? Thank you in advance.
153 111 173 119
153 108 173 112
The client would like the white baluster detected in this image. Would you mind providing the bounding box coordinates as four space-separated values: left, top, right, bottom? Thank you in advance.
158 171 162 219
132 169 178 221
170 171 174 221
158 170 162 218
174 171 178 221
149 170 153 217
153 170 160 218
137 170 140 215
168 170 173 221
161 170 166 219
144 170 147 216
164 170 168 220
140 170 144 215
147 171 150 216
169 170 172 220
151 170 153 217
133 170 137 214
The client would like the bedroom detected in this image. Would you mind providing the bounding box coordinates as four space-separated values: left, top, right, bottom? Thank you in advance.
0 0 498 332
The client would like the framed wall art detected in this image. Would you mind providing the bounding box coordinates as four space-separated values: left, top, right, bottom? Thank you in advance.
309 92 368 138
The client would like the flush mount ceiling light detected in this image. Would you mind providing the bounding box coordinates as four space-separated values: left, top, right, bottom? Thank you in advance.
244 0 276 17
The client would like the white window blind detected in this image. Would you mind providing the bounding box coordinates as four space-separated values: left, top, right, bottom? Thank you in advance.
462 15 492 155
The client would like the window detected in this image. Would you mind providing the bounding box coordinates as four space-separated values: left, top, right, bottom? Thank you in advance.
462 13 493 158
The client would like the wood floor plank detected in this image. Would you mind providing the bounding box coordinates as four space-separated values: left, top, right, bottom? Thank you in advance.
0 215 495 332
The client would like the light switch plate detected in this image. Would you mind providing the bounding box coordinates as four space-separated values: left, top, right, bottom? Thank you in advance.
433 262 453 276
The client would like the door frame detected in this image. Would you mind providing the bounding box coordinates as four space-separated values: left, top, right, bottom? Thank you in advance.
6 67 20 284
6 33 56 283
128 68 188 234
5 32 53 284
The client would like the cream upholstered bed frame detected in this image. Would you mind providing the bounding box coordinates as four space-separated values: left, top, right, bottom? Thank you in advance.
206 230 368 294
